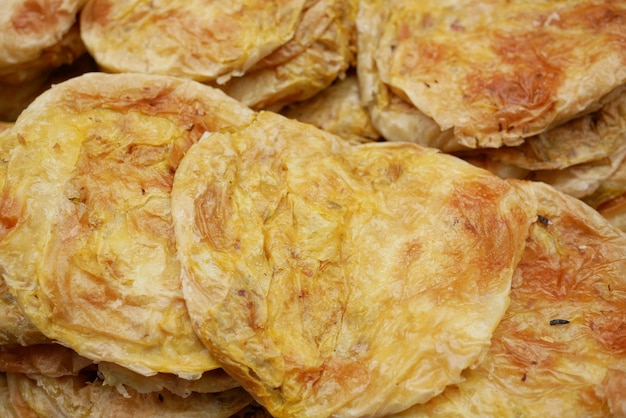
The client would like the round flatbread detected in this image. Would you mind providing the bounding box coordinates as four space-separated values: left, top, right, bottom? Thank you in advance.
397 180 626 417
172 111 536 417
80 0 306 83
359 0 626 148
0 72 255 378
220 0 356 110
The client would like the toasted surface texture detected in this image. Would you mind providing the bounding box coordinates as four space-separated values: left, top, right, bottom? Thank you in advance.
396 181 626 417
0 0 86 68
172 111 536 417
0 73 255 377
80 0 306 83
281 73 381 143
220 0 356 110
359 0 626 148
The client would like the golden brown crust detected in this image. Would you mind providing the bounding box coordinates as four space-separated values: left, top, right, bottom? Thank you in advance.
80 0 307 83
220 0 356 110
360 0 626 148
457 88 626 171
0 73 255 377
173 111 536 417
0 0 86 67
396 180 626 417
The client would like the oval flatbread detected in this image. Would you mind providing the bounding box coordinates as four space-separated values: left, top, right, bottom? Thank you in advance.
0 72 255 378
172 111 536 417
80 0 306 83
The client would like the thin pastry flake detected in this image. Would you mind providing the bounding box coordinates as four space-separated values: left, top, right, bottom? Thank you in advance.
0 73 255 378
360 0 626 148
172 111 536 417
280 73 381 143
220 0 356 110
396 180 626 417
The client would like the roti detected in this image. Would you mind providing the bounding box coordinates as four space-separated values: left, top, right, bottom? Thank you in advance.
220 0 356 110
172 111 536 417
0 0 86 76
396 180 626 417
80 0 306 83
358 0 626 148
0 72 255 378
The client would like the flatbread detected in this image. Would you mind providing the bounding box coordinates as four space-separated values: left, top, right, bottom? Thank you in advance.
172 111 536 417
4 372 253 418
220 0 356 110
457 88 626 171
597 194 626 233
80 0 306 83
0 126 48 346
0 0 86 71
0 344 93 377
358 0 626 148
396 180 626 417
0 72 255 377
281 72 381 143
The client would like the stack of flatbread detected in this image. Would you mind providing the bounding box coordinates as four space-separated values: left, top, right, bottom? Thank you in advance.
0 71 625 417
1 0 626 417
0 0 93 121
353 0 626 231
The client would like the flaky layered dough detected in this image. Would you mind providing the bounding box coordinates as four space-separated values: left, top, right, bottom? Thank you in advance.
0 127 48 346
172 112 536 417
97 362 240 398
220 0 356 110
398 181 626 417
281 73 380 143
458 88 626 171
0 73 255 377
0 344 93 377
0 0 86 68
80 0 306 83
4 373 253 418
359 0 626 148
